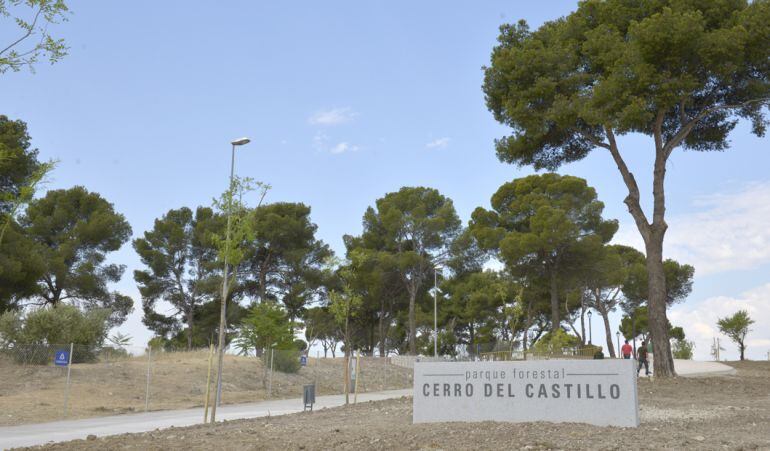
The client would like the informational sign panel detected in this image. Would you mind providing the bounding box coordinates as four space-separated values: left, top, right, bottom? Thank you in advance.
413 360 639 427
54 349 70 367
300 355 308 367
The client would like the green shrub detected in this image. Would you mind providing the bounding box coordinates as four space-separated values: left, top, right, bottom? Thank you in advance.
0 305 110 364
263 347 301 374
672 338 694 360
532 329 581 355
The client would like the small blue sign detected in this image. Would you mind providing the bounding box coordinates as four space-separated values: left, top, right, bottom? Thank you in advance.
54 349 69 366
300 355 308 367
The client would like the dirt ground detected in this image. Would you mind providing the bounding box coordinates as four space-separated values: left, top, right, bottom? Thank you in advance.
20 361 770 450
0 351 411 426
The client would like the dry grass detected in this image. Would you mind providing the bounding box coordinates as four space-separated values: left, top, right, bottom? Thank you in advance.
22 361 770 451
0 351 411 426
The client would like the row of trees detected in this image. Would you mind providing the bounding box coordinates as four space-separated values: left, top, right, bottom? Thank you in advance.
1 114 696 360
300 175 694 360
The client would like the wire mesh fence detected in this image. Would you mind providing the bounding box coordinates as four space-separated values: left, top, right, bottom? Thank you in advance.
479 346 602 361
0 343 413 426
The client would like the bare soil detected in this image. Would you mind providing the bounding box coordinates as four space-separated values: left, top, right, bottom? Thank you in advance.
0 352 410 426
20 361 770 450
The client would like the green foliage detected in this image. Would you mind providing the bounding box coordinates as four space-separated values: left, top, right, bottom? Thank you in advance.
483 0 770 377
304 305 339 354
234 302 294 356
264 347 301 374
107 332 132 349
483 0 770 170
620 306 685 343
0 116 52 311
0 224 44 313
147 336 165 351
211 176 269 271
622 259 695 308
531 329 580 355
470 173 617 330
717 310 754 360
0 0 70 73
355 186 461 354
444 270 516 352
241 202 332 323
672 338 694 360
133 206 221 348
20 186 133 326
328 286 363 333
0 115 56 245
0 305 110 363
669 326 685 342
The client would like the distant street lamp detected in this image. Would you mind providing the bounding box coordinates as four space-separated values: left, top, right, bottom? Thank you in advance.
587 310 593 345
211 137 251 423
433 266 443 358
616 331 621 359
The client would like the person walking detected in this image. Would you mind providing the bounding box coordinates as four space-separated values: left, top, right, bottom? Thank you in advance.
637 340 650 376
647 338 654 369
621 340 633 359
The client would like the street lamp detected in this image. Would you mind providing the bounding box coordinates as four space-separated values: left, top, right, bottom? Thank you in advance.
616 331 621 359
433 266 443 358
587 310 593 345
211 137 251 423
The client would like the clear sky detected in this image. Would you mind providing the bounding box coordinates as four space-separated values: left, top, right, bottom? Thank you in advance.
3 1 769 360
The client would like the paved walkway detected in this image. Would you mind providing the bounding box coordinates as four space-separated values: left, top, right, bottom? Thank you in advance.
675 359 736 377
0 389 412 450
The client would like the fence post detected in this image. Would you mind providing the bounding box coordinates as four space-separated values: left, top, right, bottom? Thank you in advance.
268 347 275 398
62 343 73 418
353 351 360 403
144 346 152 412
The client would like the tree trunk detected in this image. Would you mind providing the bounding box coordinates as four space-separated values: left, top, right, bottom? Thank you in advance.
469 323 475 356
740 343 745 361
646 234 676 377
605 124 676 377
186 307 194 350
408 287 417 355
549 269 560 332
378 298 386 357
522 296 533 353
600 309 615 358
580 295 586 346
262 346 269 389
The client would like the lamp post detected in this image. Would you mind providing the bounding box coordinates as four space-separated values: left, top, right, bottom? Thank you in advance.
616 331 621 359
433 266 442 358
587 310 593 345
211 137 250 423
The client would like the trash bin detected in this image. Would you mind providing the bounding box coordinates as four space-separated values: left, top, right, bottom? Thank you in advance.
303 384 315 411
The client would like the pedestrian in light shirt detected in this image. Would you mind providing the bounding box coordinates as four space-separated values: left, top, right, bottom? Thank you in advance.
621 340 633 359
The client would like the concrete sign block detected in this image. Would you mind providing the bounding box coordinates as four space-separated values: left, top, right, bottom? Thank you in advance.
413 360 639 427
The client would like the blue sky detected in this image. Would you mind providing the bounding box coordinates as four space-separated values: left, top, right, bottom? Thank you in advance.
3 1 769 360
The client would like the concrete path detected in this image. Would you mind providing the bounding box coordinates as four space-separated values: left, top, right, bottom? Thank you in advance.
0 389 412 450
675 359 736 377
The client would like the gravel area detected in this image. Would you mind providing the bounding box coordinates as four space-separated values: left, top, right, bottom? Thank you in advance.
18 361 770 450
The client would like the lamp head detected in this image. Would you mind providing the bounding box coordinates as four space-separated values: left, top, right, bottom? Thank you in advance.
231 137 251 146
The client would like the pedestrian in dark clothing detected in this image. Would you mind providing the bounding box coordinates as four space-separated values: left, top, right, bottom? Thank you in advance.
637 340 650 376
